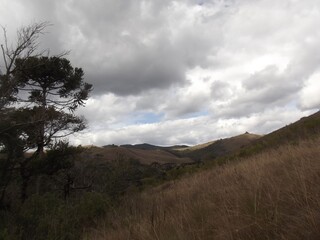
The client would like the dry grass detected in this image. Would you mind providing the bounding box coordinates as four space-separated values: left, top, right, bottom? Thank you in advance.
81 146 192 165
179 133 261 153
86 138 320 240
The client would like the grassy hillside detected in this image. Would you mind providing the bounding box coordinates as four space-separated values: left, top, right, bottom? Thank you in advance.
94 133 263 166
236 110 320 158
176 140 217 151
81 145 193 165
178 133 261 161
87 137 320 240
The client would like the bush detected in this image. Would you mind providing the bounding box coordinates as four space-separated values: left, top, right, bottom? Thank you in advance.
1 192 110 240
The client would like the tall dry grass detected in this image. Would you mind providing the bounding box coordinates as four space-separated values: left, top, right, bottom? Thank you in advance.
86 138 320 240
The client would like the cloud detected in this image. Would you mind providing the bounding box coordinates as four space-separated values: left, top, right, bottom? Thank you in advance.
1 0 320 146
3 0 225 96
88 41 187 95
71 107 310 146
211 80 233 100
76 94 138 128
299 71 320 110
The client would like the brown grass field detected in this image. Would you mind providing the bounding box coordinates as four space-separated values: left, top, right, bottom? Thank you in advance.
81 146 193 165
85 137 320 240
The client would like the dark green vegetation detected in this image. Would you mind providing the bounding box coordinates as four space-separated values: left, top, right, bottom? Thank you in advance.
0 23 95 239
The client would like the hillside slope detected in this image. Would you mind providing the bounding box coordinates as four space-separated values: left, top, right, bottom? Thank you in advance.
179 133 261 161
119 143 189 151
86 111 320 240
237 110 320 157
88 136 320 240
81 132 262 166
81 145 193 165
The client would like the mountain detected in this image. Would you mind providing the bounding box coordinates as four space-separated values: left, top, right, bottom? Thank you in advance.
91 128 320 240
177 133 261 161
118 143 189 151
118 143 160 150
81 145 193 165
81 111 320 166
87 133 262 166
180 110 320 162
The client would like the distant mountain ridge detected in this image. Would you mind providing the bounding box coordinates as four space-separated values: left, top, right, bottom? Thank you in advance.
82 145 192 165
86 110 320 165
117 143 189 151
87 133 261 165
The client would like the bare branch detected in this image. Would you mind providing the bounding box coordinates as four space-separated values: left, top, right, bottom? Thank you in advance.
1 22 51 75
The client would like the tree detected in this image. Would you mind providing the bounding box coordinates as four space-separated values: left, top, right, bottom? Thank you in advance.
13 56 92 155
13 56 92 202
0 22 49 109
0 23 92 203
1 22 50 206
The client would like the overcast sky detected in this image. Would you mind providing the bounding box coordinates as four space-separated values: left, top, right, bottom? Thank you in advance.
1 0 320 146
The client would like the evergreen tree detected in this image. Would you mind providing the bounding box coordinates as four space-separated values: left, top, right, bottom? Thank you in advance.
0 23 92 203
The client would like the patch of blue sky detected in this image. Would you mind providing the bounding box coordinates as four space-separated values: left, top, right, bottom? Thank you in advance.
181 110 209 119
132 112 164 124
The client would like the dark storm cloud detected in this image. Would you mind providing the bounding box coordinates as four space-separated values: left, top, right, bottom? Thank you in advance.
84 37 188 95
71 1 223 96
6 0 224 96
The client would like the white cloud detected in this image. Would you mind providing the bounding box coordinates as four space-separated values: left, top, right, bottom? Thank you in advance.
1 0 320 146
299 71 320 110
71 106 310 146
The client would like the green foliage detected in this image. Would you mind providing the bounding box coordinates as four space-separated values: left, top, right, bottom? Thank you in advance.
0 22 98 239
1 192 110 240
237 142 266 158
74 192 110 225
1 22 50 109
0 56 91 202
39 141 81 175
14 56 92 111
167 165 194 179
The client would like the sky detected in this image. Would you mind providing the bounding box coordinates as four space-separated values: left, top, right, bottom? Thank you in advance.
1 0 320 146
